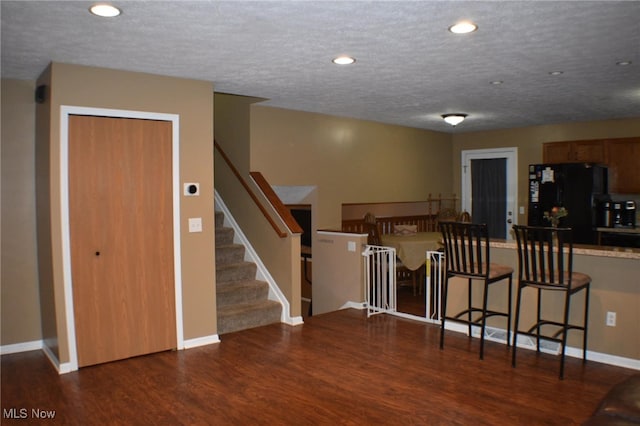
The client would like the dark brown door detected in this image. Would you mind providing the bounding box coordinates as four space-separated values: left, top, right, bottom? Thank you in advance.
69 115 176 367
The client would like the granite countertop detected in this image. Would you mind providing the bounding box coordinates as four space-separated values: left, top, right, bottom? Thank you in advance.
321 229 640 260
596 227 640 235
489 239 640 260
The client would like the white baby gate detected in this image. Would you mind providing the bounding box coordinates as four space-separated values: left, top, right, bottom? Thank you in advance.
362 245 397 317
425 250 445 323
363 246 445 321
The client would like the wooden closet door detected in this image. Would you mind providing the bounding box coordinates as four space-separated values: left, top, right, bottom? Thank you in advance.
69 115 176 367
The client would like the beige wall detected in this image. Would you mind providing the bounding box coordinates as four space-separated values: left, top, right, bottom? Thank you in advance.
29 63 216 363
451 118 640 224
35 67 59 357
313 231 368 315
250 105 454 230
1 79 43 345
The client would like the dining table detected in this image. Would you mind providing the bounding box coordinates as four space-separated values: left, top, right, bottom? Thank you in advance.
380 231 443 271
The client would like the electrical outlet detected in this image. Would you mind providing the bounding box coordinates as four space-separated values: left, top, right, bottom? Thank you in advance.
606 311 616 327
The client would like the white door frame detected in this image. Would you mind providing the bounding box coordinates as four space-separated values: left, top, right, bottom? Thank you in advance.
60 106 183 373
461 148 518 239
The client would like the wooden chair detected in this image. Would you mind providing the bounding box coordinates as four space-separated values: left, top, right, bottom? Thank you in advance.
437 208 458 224
511 225 591 379
438 221 513 359
458 211 472 223
363 212 388 246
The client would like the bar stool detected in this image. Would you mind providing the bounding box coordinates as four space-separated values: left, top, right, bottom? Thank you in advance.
438 222 513 359
512 225 591 379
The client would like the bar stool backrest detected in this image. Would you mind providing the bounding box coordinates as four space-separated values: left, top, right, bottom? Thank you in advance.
439 221 490 279
512 225 574 288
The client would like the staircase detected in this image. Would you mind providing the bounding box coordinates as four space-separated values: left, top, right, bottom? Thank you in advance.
215 211 282 335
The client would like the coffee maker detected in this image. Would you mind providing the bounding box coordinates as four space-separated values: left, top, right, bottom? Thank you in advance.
621 201 636 228
598 199 636 228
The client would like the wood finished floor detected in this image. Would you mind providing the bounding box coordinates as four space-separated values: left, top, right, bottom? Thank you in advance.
2 308 636 425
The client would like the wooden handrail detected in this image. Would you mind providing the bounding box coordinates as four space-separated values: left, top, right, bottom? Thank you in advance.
250 172 303 234
214 140 292 238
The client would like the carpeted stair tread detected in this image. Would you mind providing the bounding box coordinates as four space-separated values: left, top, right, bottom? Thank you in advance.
216 261 256 282
215 243 245 264
215 227 235 246
215 211 225 227
217 300 282 335
216 279 269 307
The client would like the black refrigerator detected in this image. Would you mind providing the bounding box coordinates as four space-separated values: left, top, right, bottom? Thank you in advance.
528 163 608 244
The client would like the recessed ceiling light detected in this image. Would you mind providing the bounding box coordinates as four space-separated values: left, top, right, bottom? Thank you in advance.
332 56 355 65
490 80 504 85
616 60 632 66
448 21 477 34
549 71 564 76
90 4 121 18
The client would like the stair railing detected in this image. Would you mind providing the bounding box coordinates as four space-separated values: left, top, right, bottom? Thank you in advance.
214 140 302 237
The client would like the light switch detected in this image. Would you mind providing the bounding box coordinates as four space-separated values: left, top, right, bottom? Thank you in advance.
347 241 356 252
188 217 202 233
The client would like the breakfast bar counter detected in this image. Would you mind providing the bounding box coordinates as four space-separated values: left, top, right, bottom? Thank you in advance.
489 239 640 260
484 239 640 367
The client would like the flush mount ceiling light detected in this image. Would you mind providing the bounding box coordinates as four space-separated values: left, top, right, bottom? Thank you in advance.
448 21 477 34
616 60 632 66
90 4 121 17
332 56 355 65
549 70 564 76
442 114 468 126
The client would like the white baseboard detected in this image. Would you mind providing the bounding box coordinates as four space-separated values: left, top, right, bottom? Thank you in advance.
581 349 640 371
341 301 367 310
286 316 304 326
183 334 220 349
452 322 640 371
0 339 43 355
39 344 74 374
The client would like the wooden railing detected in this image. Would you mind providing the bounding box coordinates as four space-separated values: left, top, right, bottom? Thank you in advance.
250 171 303 235
342 214 439 235
214 140 302 237
342 194 459 235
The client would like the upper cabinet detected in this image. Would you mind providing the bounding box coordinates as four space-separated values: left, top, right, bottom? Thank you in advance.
543 137 640 194
543 139 606 163
606 138 640 194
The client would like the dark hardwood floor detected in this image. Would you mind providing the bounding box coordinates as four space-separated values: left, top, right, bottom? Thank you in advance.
2 309 636 425
397 283 428 317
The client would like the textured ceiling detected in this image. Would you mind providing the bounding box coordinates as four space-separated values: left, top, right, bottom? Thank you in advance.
2 1 639 133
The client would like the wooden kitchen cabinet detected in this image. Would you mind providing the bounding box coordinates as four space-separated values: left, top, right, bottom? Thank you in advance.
543 142 573 163
543 137 640 194
606 137 640 193
543 139 606 163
